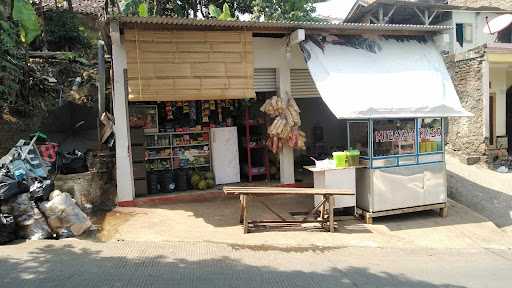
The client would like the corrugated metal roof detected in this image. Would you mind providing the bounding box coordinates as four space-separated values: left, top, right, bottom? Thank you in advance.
117 16 451 32
40 0 105 16
345 0 511 23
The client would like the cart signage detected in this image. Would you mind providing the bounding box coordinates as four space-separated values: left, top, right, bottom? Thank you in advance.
419 127 442 140
374 129 415 143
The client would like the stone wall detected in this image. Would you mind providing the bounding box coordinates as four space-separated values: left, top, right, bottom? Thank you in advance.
448 0 512 10
445 46 487 163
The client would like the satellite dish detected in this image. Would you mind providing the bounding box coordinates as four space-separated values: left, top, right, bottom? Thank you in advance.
483 14 512 34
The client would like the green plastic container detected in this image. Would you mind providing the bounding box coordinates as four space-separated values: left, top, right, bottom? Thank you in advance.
346 150 360 167
332 151 348 168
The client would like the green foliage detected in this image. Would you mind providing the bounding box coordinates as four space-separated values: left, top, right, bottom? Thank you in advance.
122 0 153 16
116 0 321 21
43 10 90 52
209 3 235 20
119 0 252 18
137 2 149 16
12 0 41 44
0 7 25 109
251 0 321 22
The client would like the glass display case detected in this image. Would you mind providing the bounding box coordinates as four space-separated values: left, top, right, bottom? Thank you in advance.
348 118 448 222
348 118 444 169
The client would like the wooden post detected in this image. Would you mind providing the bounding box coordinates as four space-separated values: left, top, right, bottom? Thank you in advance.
440 205 448 218
364 213 373 225
328 195 334 232
243 195 249 234
110 21 135 202
278 38 294 184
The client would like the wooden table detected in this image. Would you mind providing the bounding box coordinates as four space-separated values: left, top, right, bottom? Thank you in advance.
223 186 354 234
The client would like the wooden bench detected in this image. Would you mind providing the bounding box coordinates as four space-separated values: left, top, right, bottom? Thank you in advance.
223 186 354 234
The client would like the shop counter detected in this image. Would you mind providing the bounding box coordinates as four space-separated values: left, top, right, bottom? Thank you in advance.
304 166 363 210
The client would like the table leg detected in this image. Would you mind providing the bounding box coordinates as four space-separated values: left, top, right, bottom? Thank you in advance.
239 195 245 224
243 195 249 234
320 195 326 220
328 195 335 233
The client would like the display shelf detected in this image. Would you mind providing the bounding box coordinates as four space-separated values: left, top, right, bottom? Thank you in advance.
143 130 212 172
243 108 270 182
146 145 173 149
173 143 209 147
174 163 210 169
147 167 171 171
170 130 209 135
146 156 172 160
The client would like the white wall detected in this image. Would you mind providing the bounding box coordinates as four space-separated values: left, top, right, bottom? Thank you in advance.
433 19 454 54
253 37 308 69
451 11 499 54
490 65 508 137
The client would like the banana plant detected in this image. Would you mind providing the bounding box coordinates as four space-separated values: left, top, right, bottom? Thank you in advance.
208 3 234 20
12 0 41 44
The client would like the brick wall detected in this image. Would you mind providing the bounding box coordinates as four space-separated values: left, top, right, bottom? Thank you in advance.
445 46 488 162
448 0 512 10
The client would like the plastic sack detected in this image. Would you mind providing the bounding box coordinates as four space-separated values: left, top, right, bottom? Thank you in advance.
0 214 16 244
12 193 52 240
0 174 29 201
39 190 91 237
29 178 54 203
58 150 88 175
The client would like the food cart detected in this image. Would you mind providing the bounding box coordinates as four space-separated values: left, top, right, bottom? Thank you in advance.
299 34 472 224
348 118 447 224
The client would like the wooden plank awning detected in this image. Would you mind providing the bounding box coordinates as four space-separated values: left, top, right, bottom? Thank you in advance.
124 29 255 101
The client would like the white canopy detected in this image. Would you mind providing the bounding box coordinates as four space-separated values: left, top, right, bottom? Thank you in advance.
303 37 471 119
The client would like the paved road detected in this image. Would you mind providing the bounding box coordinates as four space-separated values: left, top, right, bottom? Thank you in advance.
1 239 512 288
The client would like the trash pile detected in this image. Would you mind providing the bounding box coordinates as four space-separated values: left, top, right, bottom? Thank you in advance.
260 96 306 153
0 138 91 245
493 158 512 173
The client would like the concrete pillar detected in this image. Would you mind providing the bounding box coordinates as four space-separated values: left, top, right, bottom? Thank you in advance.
110 22 135 202
278 38 295 184
482 60 490 140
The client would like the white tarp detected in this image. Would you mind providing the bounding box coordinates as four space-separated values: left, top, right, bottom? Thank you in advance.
303 37 471 119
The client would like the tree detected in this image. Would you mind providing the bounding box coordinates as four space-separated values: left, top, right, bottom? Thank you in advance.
251 0 321 22
119 0 252 19
116 0 321 22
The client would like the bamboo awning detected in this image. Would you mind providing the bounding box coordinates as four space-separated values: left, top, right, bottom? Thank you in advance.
124 29 255 101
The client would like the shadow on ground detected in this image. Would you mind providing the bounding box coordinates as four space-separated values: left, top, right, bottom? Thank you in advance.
133 194 487 233
0 243 465 288
448 170 512 229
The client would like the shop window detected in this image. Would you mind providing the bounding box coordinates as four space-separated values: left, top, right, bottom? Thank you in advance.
455 23 472 47
373 119 416 157
419 118 443 153
348 121 369 157
463 23 473 43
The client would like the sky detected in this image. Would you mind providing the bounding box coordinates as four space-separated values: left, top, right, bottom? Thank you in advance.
314 0 358 22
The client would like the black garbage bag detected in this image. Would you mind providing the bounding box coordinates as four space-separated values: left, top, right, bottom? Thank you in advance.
12 193 52 240
58 150 88 175
29 178 54 203
0 175 29 201
0 214 16 245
